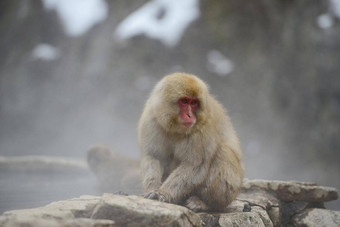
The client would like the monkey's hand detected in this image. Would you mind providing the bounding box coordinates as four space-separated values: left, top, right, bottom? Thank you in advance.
144 190 170 203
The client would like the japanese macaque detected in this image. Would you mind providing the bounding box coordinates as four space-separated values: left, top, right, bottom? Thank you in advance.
138 73 244 212
88 145 142 194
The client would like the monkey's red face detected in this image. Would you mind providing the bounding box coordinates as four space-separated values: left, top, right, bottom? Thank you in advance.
178 96 199 128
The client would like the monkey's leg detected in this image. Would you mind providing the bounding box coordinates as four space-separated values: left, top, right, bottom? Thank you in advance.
184 196 209 212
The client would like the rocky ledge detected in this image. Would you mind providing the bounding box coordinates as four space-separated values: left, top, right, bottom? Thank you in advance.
0 178 338 227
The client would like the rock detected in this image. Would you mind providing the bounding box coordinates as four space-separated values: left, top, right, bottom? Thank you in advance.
90 194 203 226
218 212 266 227
243 178 338 202
200 196 275 226
0 218 115 227
0 155 88 174
0 179 338 226
234 190 280 226
0 195 102 222
280 200 325 225
222 194 274 227
292 208 340 227
0 194 202 227
267 206 280 227
250 206 273 227
200 209 272 227
237 189 280 211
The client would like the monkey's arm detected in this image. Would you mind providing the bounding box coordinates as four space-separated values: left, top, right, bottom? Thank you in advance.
141 155 164 193
159 161 209 203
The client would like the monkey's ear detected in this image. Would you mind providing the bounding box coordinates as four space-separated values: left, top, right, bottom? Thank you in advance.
149 86 163 107
153 78 166 93
196 77 210 107
199 95 209 113
197 90 209 112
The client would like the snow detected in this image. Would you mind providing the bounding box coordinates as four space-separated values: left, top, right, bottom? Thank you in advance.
331 0 340 18
317 14 333 29
316 0 340 29
207 50 234 77
42 0 108 37
31 44 61 61
114 0 200 47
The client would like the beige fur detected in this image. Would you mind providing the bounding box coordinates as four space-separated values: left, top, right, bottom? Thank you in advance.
138 73 244 212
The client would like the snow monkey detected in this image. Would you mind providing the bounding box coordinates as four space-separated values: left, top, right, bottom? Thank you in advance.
138 73 244 212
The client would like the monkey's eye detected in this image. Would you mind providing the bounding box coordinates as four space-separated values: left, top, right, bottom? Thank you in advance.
191 100 198 105
181 98 189 104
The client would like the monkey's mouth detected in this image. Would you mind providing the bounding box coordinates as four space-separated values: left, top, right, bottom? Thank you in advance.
182 122 194 128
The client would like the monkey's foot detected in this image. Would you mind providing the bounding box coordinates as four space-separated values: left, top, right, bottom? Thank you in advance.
185 196 209 212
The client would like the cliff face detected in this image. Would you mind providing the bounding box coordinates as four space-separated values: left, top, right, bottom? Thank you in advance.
0 179 338 226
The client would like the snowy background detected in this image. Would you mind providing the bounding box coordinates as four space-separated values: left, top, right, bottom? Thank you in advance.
0 0 339 212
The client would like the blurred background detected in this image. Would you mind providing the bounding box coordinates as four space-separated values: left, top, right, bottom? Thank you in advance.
0 0 339 213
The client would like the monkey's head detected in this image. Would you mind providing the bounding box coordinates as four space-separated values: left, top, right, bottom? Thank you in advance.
150 73 209 134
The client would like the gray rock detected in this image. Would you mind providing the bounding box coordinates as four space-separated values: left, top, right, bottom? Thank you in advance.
91 194 203 226
0 194 203 227
218 212 266 227
0 155 88 174
250 206 273 227
0 218 115 227
200 210 272 227
0 179 339 227
237 189 280 210
243 178 338 202
233 190 280 226
266 206 280 227
292 208 340 227
199 192 274 227
0 195 101 222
